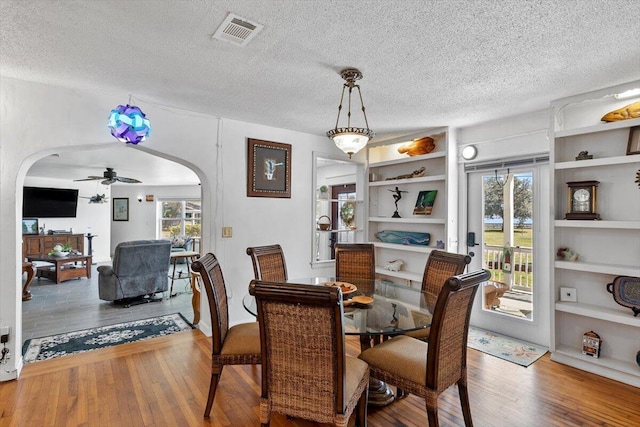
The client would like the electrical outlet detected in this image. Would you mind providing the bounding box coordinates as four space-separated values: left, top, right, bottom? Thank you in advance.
0 326 8 336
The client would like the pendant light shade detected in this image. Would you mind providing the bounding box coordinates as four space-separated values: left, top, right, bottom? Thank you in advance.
108 104 151 144
326 68 374 158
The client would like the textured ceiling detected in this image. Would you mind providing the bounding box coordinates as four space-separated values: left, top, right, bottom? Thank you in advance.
2 0 640 184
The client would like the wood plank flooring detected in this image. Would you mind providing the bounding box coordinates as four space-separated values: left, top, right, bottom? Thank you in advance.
22 263 196 340
2 329 639 427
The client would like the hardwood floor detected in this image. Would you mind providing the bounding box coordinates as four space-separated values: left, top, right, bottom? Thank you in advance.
2 329 638 427
21 263 196 340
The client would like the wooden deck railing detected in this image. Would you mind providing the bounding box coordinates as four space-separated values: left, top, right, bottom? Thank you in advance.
483 245 533 291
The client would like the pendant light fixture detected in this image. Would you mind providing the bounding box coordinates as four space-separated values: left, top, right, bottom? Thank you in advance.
326 68 374 158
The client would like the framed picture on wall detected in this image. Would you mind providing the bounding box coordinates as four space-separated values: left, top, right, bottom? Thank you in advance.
247 138 291 198
22 218 39 235
113 198 129 221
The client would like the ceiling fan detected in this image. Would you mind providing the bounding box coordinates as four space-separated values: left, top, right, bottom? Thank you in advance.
79 194 109 204
74 168 142 185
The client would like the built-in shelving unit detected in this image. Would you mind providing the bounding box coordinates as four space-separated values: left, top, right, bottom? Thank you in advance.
550 81 640 388
366 128 456 284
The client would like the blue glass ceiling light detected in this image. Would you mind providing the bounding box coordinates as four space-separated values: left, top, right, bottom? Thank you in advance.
108 104 151 144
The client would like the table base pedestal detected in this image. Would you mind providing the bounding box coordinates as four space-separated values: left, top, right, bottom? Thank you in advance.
367 378 395 406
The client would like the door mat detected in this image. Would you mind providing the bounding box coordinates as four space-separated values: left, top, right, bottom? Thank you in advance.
22 313 194 363
467 326 547 367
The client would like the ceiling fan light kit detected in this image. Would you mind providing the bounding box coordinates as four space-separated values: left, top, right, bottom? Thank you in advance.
326 68 374 158
107 104 151 144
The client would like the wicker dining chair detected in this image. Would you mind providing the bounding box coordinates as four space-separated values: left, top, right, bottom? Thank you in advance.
249 280 370 427
191 253 261 419
335 243 375 290
246 244 288 281
358 269 491 427
405 250 471 342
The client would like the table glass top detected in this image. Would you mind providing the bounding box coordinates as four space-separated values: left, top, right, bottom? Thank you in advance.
243 277 435 336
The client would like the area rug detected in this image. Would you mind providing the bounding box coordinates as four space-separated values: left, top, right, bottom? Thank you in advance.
467 326 548 367
22 313 194 363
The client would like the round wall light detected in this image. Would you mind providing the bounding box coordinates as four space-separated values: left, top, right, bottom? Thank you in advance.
462 145 478 160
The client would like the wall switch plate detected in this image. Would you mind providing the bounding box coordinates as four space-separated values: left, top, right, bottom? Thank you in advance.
0 326 9 336
222 227 233 238
560 287 577 302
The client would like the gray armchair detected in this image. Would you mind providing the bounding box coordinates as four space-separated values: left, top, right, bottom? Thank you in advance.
98 239 171 306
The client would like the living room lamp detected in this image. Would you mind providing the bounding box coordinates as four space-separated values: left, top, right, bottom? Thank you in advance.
326 68 374 158
107 103 151 144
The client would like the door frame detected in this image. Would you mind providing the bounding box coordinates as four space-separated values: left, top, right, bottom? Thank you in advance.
461 158 550 346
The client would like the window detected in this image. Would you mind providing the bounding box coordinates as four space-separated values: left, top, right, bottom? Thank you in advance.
159 199 201 238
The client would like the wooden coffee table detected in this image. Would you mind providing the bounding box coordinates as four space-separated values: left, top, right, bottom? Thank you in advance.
27 253 92 284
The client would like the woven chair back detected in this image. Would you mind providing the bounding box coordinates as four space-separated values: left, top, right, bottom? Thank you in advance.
191 253 230 355
335 243 375 292
249 280 347 423
421 250 471 295
426 269 490 391
246 244 288 281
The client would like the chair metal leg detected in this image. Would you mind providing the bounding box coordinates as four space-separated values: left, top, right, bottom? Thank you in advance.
204 373 219 418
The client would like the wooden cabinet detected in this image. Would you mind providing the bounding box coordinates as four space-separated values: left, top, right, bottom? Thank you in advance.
366 127 457 284
550 82 640 387
22 234 85 257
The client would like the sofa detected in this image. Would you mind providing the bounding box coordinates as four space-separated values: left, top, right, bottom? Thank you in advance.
98 239 172 305
170 235 193 263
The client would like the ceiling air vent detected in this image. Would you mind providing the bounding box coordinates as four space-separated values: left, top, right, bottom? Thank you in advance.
212 13 264 47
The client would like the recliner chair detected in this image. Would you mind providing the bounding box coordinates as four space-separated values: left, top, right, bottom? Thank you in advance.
98 239 171 306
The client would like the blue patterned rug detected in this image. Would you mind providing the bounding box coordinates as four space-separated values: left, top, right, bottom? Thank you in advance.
467 326 548 367
22 313 194 363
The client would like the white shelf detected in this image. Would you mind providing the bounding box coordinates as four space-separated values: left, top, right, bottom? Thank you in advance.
368 175 446 187
372 242 435 254
369 151 446 168
554 220 640 229
551 345 640 388
375 266 422 282
555 155 640 170
554 117 640 138
554 260 640 276
316 198 364 203
555 302 640 327
369 216 446 224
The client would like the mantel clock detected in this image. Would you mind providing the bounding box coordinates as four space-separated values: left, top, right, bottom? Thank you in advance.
565 180 600 220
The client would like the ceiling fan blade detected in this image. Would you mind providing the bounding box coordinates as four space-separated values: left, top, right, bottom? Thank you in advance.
116 177 142 183
73 176 103 181
101 179 116 185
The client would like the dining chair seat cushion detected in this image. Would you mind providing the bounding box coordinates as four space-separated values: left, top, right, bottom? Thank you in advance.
345 355 369 400
358 335 427 386
404 326 431 341
220 322 261 357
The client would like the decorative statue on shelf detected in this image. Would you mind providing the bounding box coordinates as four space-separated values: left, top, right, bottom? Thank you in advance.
388 186 408 218
575 151 593 161
557 247 579 261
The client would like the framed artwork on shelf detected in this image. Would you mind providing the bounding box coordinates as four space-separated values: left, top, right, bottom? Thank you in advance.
22 218 39 235
627 126 640 155
247 138 292 198
113 198 129 221
413 190 438 215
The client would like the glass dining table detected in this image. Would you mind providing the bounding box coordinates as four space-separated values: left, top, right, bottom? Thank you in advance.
242 276 436 406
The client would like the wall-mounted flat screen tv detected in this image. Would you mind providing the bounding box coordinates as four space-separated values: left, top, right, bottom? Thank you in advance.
23 186 79 218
